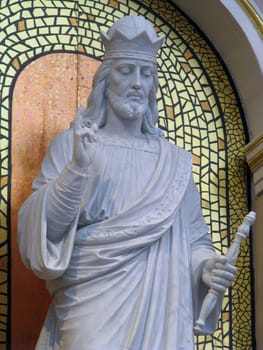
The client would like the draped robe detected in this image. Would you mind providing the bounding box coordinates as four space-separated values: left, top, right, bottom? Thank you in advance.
18 128 221 349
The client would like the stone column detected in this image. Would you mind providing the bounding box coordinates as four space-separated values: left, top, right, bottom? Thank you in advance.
245 133 263 350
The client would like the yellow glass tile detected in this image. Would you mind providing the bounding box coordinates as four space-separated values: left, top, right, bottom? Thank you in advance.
17 20 26 31
165 106 174 120
109 0 119 8
11 57 20 70
193 155 201 165
202 199 210 209
201 101 210 111
184 49 193 59
77 44 86 53
69 17 78 26
0 176 8 188
218 138 225 150
182 63 191 73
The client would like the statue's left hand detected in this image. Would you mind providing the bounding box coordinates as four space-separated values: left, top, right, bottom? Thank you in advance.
202 256 237 294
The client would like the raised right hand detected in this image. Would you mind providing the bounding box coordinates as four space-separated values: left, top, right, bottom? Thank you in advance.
72 106 98 170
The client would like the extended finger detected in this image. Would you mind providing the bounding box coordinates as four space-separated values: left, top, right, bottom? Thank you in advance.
91 123 98 132
75 106 86 130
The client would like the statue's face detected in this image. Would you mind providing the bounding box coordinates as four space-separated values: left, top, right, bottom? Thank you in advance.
106 58 154 120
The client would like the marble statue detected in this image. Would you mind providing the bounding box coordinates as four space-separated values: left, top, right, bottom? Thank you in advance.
18 16 236 350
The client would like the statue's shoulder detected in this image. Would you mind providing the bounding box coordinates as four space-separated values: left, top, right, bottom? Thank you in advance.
161 137 192 162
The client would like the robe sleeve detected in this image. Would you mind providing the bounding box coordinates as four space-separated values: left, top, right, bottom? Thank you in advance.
186 175 223 334
18 129 89 280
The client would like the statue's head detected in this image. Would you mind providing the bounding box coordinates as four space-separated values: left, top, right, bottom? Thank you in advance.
85 16 165 136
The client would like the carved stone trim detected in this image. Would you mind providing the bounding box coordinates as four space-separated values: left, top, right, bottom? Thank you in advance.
245 133 263 195
238 0 263 37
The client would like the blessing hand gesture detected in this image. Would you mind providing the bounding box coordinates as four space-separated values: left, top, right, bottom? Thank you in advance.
72 106 98 171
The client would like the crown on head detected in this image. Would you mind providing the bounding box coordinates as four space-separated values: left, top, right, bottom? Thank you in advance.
101 16 165 62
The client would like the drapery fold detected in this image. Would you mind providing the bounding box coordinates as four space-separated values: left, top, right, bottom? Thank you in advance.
18 129 220 349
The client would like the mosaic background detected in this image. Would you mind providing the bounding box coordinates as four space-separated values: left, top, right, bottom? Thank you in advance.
0 0 253 348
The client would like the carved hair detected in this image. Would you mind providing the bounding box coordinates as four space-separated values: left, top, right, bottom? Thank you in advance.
83 59 162 137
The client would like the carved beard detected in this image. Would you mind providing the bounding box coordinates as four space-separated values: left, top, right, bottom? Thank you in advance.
106 89 148 120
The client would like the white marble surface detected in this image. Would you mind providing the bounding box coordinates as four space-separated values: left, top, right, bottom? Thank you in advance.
18 16 236 350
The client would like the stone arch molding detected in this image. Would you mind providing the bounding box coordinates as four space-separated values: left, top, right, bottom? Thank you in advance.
172 0 263 194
